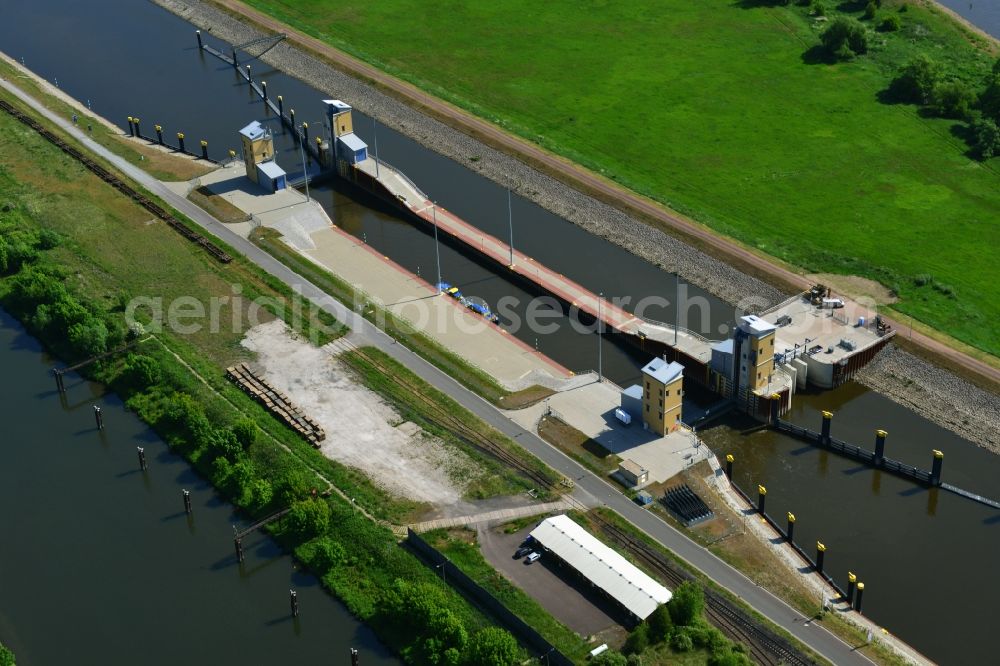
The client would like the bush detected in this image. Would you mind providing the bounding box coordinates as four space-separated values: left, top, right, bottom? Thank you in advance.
930 81 976 119
626 655 642 666
913 273 933 286
820 17 869 59
381 579 469 666
669 628 694 652
971 117 1000 158
591 652 628 666
863 1 877 20
809 1 826 17
623 623 649 654
889 55 941 104
878 13 900 32
464 627 520 666
284 498 331 540
669 581 705 627
230 417 258 451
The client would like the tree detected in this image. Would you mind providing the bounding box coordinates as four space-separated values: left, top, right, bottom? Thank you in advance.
230 418 258 451
979 74 1000 123
930 81 976 119
310 537 347 572
668 581 705 627
971 117 1000 158
118 353 162 393
285 498 331 540
0 641 15 666
863 1 877 20
464 627 519 666
647 603 673 642
820 17 869 60
889 54 942 104
623 623 649 654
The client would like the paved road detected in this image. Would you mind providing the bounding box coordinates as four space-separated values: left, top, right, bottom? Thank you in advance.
209 0 998 389
2 79 873 666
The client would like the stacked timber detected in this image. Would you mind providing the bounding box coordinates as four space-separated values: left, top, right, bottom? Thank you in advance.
225 362 326 447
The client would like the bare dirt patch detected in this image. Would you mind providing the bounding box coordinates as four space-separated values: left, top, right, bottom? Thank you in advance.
807 273 898 305
240 320 483 507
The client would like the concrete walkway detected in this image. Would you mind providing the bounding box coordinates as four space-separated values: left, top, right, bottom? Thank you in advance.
185 164 577 391
409 499 572 533
1 78 878 666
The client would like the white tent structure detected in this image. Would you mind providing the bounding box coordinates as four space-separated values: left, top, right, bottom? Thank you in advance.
529 515 672 619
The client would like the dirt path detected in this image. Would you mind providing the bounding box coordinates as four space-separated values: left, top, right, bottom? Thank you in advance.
207 0 999 390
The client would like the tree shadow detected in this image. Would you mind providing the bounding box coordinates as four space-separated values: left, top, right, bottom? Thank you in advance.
836 0 868 12
949 122 979 159
732 0 790 8
801 45 837 66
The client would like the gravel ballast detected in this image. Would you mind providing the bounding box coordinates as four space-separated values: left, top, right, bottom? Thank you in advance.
157 0 999 451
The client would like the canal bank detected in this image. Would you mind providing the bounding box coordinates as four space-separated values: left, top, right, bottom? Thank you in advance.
0 309 398 666
0 3 996 660
149 0 999 447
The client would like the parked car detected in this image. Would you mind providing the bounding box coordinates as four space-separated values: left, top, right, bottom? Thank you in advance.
519 535 535 548
525 552 541 564
512 546 532 559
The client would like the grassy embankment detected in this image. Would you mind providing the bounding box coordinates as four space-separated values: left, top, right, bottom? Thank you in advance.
250 226 553 408
0 91 563 663
241 0 1000 360
0 56 213 182
537 413 621 478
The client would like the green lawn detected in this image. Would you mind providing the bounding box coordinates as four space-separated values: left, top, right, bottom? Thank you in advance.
244 0 1000 357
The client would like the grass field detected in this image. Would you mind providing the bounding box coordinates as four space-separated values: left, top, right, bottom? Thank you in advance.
243 0 1000 357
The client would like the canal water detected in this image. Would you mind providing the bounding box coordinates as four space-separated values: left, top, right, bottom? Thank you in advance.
1 1 997 662
0 310 398 666
936 0 1000 39
0 0 734 389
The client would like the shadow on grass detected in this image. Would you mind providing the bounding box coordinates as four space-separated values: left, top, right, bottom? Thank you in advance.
801 45 839 66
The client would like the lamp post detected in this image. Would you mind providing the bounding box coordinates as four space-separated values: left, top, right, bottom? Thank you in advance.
507 188 514 267
598 291 604 383
372 117 380 179
298 133 310 202
433 202 442 291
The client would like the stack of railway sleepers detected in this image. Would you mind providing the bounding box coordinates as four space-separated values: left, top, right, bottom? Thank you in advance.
225 362 325 446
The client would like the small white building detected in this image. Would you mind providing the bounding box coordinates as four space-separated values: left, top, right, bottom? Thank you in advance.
255 160 287 193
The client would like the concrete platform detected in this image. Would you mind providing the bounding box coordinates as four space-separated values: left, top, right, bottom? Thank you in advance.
184 165 579 391
508 380 711 483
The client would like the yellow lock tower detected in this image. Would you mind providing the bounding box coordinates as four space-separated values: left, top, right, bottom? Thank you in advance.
238 120 275 185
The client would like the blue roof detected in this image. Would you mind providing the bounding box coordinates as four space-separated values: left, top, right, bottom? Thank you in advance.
623 384 643 399
239 120 268 141
338 132 368 152
641 358 684 385
712 339 734 354
256 160 286 179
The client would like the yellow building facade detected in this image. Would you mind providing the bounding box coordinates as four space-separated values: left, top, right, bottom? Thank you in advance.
736 315 776 394
238 120 274 185
640 358 684 435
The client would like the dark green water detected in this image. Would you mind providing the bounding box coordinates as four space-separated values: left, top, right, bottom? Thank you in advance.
1 1 998 662
0 309 398 665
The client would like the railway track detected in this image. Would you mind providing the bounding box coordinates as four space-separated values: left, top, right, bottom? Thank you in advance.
339 336 813 665
0 99 233 264
335 337 558 491
590 513 814 666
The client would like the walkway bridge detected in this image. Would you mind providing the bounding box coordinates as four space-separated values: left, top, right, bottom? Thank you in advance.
351 158 717 377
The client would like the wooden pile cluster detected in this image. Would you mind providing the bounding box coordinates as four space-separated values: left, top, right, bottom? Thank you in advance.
225 362 326 447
